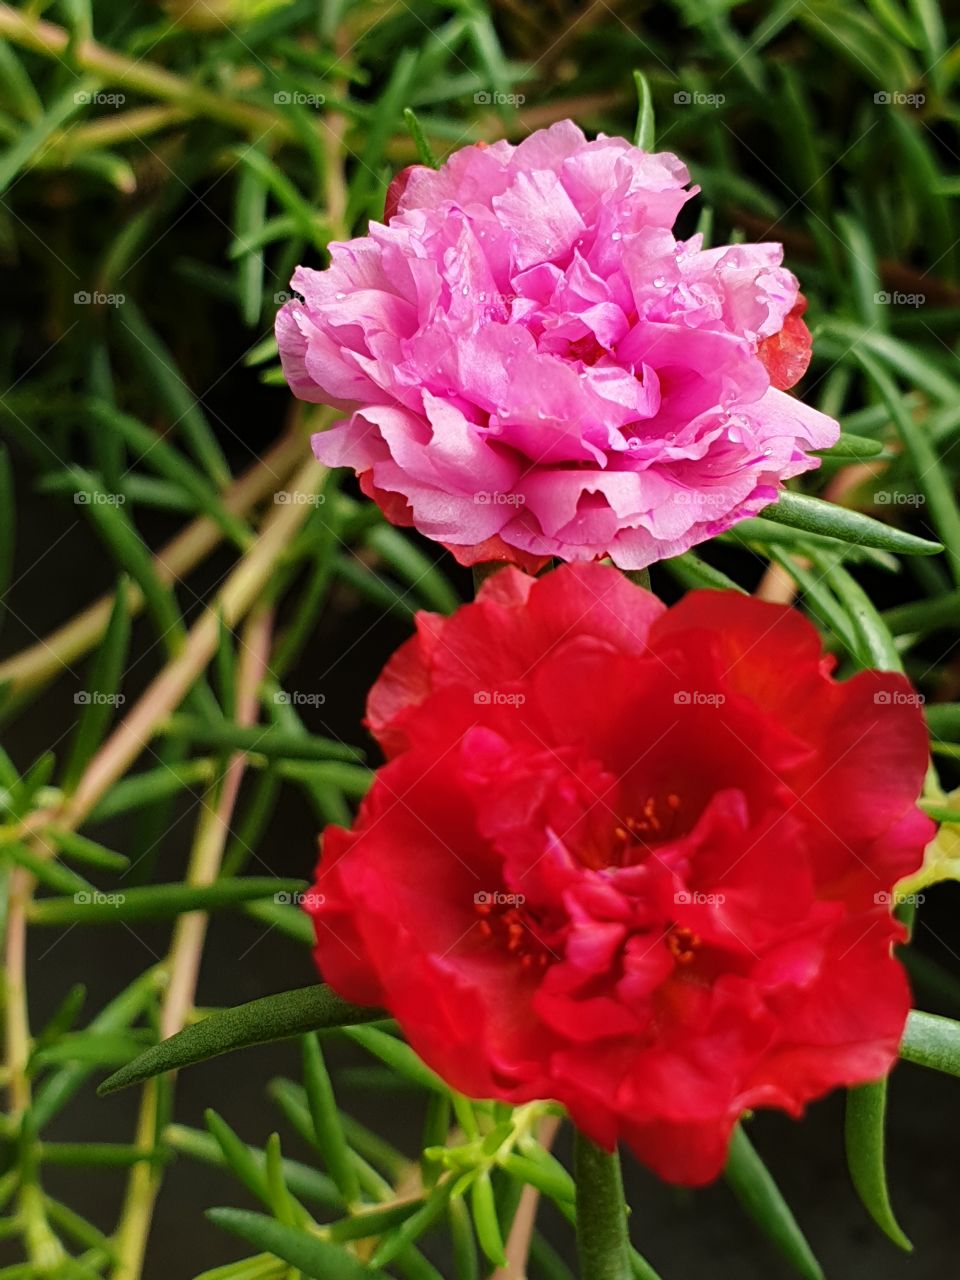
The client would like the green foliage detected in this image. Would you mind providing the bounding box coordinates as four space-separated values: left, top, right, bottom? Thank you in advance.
845 1082 913 1251
725 1125 824 1280
99 985 381 1094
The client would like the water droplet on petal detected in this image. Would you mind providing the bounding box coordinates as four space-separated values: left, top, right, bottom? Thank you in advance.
611 231 623 242
335 292 346 300
652 277 665 289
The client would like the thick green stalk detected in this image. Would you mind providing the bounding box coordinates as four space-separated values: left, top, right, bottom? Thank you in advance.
573 1134 631 1280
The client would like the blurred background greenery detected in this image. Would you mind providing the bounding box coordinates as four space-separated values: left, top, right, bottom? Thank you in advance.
2 0 960 1277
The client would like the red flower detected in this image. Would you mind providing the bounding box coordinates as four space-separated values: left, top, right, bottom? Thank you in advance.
306 564 932 1184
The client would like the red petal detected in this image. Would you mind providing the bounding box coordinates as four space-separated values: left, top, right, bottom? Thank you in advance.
383 165 421 223
358 470 416 527
758 295 813 391
441 533 550 575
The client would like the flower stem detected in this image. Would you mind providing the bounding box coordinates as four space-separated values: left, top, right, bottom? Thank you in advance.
60 456 319 830
0 424 305 700
624 568 651 590
573 1133 631 1280
0 3 289 139
111 607 272 1280
492 1114 561 1279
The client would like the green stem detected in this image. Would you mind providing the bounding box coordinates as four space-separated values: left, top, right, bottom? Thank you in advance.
111 609 272 1279
0 425 306 700
573 1133 631 1280
0 4 290 139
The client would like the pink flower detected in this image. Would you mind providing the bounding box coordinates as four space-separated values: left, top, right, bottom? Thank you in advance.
306 564 932 1184
277 122 839 571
